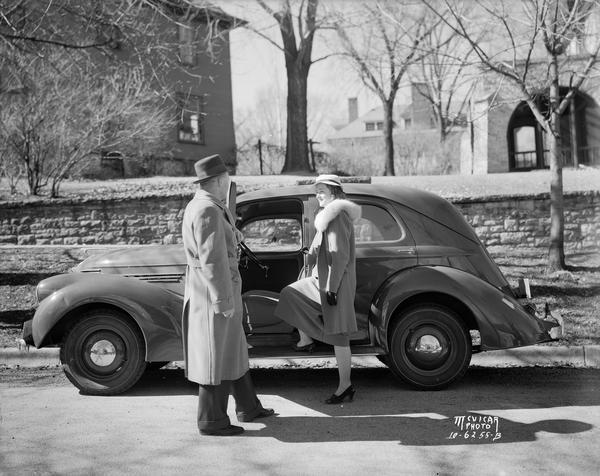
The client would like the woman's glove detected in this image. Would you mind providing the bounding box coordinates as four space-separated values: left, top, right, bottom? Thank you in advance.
326 291 337 306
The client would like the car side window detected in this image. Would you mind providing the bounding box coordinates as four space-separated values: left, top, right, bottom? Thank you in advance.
355 203 406 243
240 218 302 252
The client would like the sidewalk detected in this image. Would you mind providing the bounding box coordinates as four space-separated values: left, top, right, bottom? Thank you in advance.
1 345 600 369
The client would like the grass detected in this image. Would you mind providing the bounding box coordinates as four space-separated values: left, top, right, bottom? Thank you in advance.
2 168 600 202
0 245 598 349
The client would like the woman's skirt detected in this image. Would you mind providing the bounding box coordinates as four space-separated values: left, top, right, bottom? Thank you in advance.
274 276 349 346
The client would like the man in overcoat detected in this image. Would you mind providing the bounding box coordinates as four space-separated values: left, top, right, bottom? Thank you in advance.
182 154 274 436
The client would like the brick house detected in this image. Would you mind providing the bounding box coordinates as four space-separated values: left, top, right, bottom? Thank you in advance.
96 3 245 178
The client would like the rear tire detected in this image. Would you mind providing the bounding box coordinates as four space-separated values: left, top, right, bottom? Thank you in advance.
388 304 471 390
60 309 146 396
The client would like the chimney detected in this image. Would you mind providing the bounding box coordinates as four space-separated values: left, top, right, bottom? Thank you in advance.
410 83 432 128
348 97 358 123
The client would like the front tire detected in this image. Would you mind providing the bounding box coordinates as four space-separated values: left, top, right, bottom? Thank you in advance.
60 309 146 395
388 304 471 390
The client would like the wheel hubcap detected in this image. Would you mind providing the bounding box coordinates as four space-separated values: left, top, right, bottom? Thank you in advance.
406 325 450 370
89 340 117 367
82 331 127 375
414 334 443 354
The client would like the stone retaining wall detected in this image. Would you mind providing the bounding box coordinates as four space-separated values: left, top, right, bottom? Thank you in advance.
1 191 599 250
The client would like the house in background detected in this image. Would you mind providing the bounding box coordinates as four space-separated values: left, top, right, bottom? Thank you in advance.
462 6 600 175
466 68 600 174
329 84 436 147
94 3 245 178
327 84 464 175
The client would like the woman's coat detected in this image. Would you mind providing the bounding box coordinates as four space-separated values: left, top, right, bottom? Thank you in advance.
181 189 248 385
310 198 361 335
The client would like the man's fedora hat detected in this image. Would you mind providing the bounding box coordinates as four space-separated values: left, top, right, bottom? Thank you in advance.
193 154 228 183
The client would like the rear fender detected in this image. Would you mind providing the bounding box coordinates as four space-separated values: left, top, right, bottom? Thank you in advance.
32 273 183 362
370 266 553 352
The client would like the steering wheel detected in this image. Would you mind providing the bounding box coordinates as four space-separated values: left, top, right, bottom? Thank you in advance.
238 241 269 277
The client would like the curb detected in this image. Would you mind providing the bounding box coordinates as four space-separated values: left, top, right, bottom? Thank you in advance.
1 345 600 369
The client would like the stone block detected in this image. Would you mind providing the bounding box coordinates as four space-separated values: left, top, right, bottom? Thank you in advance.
167 220 179 233
63 237 81 245
499 232 529 245
17 235 36 245
163 234 177 245
0 235 17 244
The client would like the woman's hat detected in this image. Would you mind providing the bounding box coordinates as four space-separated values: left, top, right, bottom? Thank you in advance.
193 154 228 183
314 174 342 188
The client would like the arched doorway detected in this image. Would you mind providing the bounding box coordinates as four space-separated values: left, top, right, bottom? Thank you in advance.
507 90 600 171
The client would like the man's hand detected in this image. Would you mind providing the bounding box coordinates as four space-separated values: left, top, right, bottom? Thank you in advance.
326 291 337 306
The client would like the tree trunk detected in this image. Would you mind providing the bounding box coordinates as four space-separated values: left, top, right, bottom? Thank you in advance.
281 64 311 174
383 100 395 176
547 58 565 271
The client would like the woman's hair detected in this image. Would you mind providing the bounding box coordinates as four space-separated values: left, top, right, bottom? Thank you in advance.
325 184 346 199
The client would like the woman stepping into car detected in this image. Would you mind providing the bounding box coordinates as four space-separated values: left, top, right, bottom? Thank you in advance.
275 174 361 404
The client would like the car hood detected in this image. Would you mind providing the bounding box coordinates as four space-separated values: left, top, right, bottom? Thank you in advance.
75 245 185 272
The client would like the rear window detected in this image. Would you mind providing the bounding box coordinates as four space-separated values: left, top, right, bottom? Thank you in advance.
355 203 406 243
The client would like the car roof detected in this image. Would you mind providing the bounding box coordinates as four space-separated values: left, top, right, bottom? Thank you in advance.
238 183 478 242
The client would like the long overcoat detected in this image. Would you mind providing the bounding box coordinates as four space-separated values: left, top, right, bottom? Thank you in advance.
311 199 361 335
181 189 248 385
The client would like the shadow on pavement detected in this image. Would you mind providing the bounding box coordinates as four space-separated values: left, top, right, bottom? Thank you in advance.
123 366 599 444
246 414 592 445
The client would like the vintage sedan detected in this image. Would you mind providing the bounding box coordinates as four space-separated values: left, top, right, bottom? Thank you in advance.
23 183 562 395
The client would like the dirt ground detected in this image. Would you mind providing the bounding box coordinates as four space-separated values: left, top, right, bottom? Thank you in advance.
0 245 598 348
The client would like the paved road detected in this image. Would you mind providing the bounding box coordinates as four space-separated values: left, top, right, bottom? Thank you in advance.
2 366 599 475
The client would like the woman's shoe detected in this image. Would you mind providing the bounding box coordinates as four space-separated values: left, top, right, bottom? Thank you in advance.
292 342 315 353
325 385 355 404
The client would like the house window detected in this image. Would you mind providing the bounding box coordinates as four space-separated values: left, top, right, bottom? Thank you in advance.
178 23 196 66
177 93 206 144
365 121 386 131
512 126 538 169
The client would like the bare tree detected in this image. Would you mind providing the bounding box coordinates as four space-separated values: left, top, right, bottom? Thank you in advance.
335 1 437 175
410 18 477 143
0 127 24 195
252 0 328 174
426 0 600 271
1 0 237 195
235 77 341 174
0 50 173 196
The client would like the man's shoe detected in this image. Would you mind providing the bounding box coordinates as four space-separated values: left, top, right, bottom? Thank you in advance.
200 424 244 436
237 408 275 423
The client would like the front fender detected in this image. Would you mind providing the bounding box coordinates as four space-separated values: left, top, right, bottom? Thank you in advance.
32 273 183 361
371 266 553 351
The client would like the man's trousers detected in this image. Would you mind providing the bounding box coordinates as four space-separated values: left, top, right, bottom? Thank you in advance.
197 370 264 431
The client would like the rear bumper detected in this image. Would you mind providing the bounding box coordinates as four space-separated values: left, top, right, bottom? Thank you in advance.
522 301 564 341
539 311 564 340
